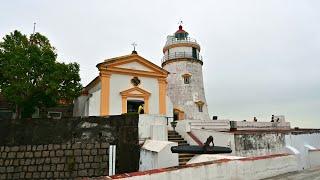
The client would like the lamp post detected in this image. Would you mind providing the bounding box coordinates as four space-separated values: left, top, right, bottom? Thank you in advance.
170 120 177 131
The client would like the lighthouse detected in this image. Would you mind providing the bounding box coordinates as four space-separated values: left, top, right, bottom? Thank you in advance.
162 25 210 120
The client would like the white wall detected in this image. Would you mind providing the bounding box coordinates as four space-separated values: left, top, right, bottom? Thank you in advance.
139 140 179 171
308 150 320 168
166 47 193 55
285 132 320 169
187 154 244 164
166 95 173 117
109 74 159 115
88 90 100 116
138 115 167 143
117 62 153 71
157 144 179 169
81 82 101 116
73 95 89 117
119 154 299 180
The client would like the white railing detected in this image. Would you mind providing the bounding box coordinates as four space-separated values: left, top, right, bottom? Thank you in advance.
165 37 198 46
161 52 203 64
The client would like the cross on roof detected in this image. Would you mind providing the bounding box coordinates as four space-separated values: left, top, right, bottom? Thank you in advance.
131 42 137 51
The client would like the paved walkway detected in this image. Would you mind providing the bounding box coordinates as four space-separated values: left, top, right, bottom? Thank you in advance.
264 167 320 180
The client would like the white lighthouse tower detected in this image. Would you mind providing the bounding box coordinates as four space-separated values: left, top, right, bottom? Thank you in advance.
162 25 210 120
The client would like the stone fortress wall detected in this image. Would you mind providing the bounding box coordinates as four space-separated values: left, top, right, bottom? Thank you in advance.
0 114 140 179
0 142 109 179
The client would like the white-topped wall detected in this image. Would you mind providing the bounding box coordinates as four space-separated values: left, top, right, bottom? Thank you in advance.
88 90 100 116
285 132 320 169
139 140 179 171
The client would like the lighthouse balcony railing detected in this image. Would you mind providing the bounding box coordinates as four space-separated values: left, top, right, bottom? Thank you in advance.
165 37 199 46
161 52 203 63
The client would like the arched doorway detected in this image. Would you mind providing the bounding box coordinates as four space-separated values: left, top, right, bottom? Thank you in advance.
173 108 185 120
127 99 144 113
120 87 150 114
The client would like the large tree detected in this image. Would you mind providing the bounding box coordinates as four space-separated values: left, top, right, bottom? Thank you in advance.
0 30 82 119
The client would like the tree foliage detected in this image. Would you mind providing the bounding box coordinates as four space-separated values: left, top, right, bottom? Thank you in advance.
0 30 82 118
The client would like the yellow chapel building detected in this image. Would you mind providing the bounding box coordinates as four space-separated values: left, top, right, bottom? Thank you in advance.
73 51 173 117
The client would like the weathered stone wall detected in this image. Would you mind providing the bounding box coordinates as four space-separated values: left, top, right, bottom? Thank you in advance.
0 114 140 179
164 60 210 120
0 142 108 179
234 133 286 157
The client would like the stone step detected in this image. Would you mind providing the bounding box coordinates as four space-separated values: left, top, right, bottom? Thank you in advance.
179 156 193 161
168 132 180 135
168 130 178 133
168 135 182 139
168 132 179 135
168 130 194 166
179 154 194 158
169 140 187 144
168 136 183 139
179 158 191 165
169 140 186 143
168 137 184 140
177 143 188 146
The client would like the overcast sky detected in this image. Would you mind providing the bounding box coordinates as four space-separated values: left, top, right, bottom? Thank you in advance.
1 0 319 128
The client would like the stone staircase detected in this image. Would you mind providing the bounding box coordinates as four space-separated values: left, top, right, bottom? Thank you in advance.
168 131 194 165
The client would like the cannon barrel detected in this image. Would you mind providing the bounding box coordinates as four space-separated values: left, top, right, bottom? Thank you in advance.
171 145 232 154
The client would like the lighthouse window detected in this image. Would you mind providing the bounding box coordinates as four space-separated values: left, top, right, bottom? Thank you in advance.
184 76 190 84
195 101 204 112
198 104 203 112
182 74 192 84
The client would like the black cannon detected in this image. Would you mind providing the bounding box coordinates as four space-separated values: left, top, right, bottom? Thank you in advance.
171 145 232 154
171 136 232 154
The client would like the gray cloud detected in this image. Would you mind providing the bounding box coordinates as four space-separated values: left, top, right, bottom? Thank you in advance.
1 0 319 127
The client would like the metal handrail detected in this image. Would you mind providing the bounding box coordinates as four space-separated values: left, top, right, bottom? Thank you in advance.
161 52 203 63
165 37 198 46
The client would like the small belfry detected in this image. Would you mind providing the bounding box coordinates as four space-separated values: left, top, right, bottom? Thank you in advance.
162 25 210 120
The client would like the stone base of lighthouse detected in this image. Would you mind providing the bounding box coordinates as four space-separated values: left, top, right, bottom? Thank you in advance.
164 60 210 120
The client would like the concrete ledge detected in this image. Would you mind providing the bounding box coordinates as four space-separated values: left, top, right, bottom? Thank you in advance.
309 149 320 152
308 149 320 168
231 121 291 131
107 153 298 180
